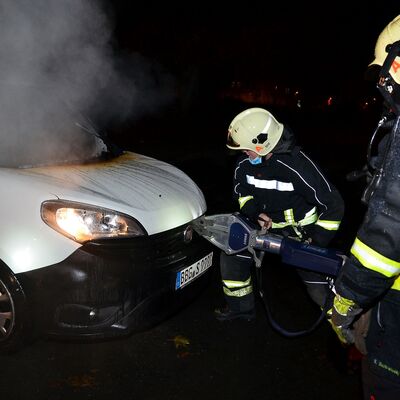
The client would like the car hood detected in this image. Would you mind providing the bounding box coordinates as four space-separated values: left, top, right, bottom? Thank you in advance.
7 151 207 235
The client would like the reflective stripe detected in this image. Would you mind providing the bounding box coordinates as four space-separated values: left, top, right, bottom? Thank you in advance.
223 285 253 297
284 209 295 224
392 276 400 291
315 220 341 231
222 277 251 289
271 207 317 229
351 238 400 277
301 207 318 225
333 295 355 316
238 195 253 209
304 207 317 217
222 277 252 297
246 175 294 191
271 222 288 229
282 208 302 237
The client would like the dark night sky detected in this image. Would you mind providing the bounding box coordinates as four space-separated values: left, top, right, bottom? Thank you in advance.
109 2 400 100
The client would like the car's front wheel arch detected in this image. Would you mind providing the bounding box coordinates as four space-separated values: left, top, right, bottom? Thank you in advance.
0 261 30 353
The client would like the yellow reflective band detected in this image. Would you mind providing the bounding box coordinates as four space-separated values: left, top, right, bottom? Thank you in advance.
333 295 355 316
238 195 253 209
315 220 341 231
351 238 400 277
304 207 317 217
271 207 317 229
392 276 400 291
223 286 253 297
222 277 251 289
284 209 295 224
271 221 290 229
301 210 318 226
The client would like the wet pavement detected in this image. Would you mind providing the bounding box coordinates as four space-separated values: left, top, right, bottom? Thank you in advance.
1 103 370 399
1 267 362 400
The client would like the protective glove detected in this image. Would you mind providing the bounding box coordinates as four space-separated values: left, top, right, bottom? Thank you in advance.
326 294 362 345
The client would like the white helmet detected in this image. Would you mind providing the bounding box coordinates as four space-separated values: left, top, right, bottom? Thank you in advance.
369 14 400 84
227 108 284 156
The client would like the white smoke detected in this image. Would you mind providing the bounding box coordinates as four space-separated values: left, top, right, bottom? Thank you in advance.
0 0 176 167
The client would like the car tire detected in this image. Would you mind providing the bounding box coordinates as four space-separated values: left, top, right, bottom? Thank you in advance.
0 263 29 354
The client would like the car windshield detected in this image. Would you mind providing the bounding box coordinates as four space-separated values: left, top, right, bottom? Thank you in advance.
0 83 121 168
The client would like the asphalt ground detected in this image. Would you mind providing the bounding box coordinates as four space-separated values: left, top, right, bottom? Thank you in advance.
1 266 362 400
0 102 372 399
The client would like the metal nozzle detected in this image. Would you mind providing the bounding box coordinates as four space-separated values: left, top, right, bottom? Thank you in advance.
252 233 283 254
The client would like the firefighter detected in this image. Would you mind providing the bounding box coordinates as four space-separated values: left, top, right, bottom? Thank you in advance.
329 15 400 399
215 107 345 321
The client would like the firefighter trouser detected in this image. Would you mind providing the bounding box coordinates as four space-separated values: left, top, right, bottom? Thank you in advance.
220 251 255 312
270 226 332 309
362 357 400 400
362 292 400 399
295 269 331 309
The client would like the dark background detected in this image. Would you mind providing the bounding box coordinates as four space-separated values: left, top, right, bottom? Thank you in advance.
110 3 398 92
105 3 400 166
106 3 400 251
3 4 400 399
108 3 400 115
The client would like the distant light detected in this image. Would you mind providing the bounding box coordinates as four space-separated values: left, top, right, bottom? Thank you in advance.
361 101 369 110
327 96 333 106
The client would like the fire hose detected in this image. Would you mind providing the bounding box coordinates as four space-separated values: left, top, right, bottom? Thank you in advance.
193 212 345 337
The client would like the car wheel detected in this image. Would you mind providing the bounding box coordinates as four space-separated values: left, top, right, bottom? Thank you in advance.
0 265 28 353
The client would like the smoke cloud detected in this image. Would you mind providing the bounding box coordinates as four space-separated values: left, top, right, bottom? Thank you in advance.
0 0 176 167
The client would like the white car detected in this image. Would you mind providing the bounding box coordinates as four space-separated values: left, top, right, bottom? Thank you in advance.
0 121 214 352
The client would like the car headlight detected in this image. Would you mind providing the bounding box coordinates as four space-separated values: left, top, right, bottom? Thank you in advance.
41 200 147 243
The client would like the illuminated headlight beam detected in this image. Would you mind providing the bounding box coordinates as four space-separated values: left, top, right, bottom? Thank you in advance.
41 200 147 243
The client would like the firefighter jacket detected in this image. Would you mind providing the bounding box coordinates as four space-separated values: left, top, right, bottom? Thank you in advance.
335 117 400 383
233 146 344 247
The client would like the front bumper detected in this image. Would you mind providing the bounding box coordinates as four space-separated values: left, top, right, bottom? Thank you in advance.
17 223 214 340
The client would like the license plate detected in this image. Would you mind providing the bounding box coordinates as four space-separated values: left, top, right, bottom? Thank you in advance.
175 252 213 290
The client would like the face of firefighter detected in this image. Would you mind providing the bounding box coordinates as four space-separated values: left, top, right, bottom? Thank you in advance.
244 150 260 160
244 150 273 161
